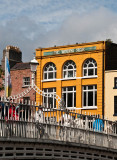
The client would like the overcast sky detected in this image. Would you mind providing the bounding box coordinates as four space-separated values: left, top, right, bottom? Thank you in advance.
0 0 117 63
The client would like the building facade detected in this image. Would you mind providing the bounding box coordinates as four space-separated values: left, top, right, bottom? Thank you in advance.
105 70 117 121
10 62 35 102
35 41 108 117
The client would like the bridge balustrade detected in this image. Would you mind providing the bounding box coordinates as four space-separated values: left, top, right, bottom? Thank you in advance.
0 100 117 151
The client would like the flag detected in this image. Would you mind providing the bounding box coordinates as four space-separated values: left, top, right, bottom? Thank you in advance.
5 56 12 97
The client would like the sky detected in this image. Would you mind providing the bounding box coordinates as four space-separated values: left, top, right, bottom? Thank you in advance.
0 0 117 63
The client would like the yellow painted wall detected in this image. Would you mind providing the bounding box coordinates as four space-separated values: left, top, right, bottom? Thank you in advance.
105 70 117 121
36 41 105 117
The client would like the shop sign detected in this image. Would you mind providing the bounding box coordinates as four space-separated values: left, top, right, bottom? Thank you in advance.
44 46 96 56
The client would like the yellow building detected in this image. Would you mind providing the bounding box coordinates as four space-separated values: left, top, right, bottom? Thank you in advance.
35 40 117 119
105 70 117 120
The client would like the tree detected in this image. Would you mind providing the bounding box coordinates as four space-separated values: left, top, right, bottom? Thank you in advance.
106 39 113 43
0 67 4 91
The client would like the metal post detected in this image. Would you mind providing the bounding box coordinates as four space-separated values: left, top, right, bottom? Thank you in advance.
31 72 35 88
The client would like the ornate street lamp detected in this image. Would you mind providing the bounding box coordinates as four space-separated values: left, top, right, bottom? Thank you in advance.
30 57 39 87
30 57 39 72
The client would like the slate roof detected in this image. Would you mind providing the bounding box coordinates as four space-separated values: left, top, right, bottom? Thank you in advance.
11 62 30 70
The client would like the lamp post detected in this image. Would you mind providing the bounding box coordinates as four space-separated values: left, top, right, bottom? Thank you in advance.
6 56 61 108
30 57 39 87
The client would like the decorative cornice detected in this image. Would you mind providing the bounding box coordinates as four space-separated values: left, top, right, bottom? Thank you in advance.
36 49 104 59
36 41 104 51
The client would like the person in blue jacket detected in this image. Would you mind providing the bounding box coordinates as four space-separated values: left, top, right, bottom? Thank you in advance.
93 118 104 132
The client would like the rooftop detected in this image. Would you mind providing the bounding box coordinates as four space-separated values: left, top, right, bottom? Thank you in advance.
11 62 30 70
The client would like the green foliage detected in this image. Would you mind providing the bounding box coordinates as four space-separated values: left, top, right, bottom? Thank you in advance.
0 68 3 78
106 39 113 43
0 67 4 91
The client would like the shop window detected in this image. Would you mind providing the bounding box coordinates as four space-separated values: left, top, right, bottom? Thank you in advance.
82 85 97 107
43 62 56 80
83 58 97 77
114 96 117 116
62 86 76 108
43 88 56 108
63 60 76 79
23 77 30 87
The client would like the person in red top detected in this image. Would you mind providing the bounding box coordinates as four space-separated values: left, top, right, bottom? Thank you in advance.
8 100 19 120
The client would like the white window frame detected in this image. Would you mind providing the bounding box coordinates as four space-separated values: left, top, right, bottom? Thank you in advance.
62 86 76 108
23 77 30 87
82 85 97 108
43 63 56 81
43 88 56 108
63 60 76 79
83 58 97 77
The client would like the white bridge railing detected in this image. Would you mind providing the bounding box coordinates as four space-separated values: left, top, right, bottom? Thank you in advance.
0 99 117 150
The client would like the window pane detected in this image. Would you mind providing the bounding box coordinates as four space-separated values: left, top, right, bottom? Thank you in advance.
64 71 67 78
83 85 97 107
83 92 86 106
68 65 73 69
49 67 53 71
89 63 93 67
43 88 47 92
55 72 56 79
54 98 56 108
62 86 76 108
43 88 56 108
74 71 76 77
44 97 47 107
114 96 117 114
48 72 53 79
83 86 86 90
68 87 73 91
45 67 47 71
63 60 76 78
48 97 53 108
84 69 87 76
63 88 66 91
88 92 93 106
88 69 93 76
64 65 67 69
115 78 117 83
115 78 117 88
44 62 56 80
23 77 30 86
95 68 97 75
95 91 97 106
44 73 47 79
88 86 93 90
83 58 97 77
68 71 73 77
68 93 72 107
84 63 87 67
63 93 66 106
74 92 76 107
48 88 53 92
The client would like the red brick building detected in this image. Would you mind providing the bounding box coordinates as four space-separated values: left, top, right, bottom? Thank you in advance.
0 46 36 102
10 62 35 102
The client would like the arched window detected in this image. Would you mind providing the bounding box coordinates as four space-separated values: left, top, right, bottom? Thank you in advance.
43 62 56 80
63 60 76 78
83 58 97 77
